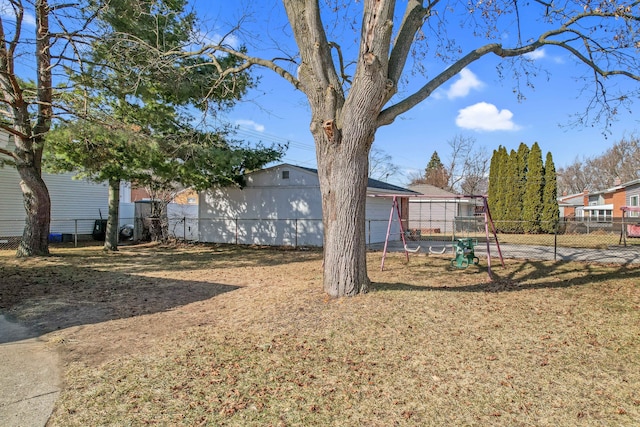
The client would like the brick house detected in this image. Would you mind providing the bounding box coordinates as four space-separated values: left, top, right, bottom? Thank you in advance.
130 187 198 205
579 178 640 221
558 191 587 219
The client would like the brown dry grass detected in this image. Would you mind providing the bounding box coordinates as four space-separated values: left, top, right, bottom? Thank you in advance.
1 243 639 426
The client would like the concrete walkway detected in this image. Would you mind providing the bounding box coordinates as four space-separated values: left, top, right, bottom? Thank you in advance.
0 315 61 427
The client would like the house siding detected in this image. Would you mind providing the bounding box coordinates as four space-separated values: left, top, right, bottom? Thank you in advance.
626 183 640 206
199 164 409 246
558 192 586 218
407 184 479 235
365 196 400 244
1 166 110 237
626 183 640 218
200 184 324 246
408 200 459 233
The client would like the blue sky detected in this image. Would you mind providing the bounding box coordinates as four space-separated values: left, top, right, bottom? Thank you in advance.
193 1 640 187
3 0 637 187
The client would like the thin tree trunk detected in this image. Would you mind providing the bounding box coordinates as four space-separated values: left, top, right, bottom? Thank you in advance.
11 1 54 257
104 179 120 251
16 163 51 257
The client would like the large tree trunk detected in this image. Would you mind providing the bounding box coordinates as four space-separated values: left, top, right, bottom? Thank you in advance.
104 179 120 251
16 163 51 257
316 129 372 297
283 0 393 297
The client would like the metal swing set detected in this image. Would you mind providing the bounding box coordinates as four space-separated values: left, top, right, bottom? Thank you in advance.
377 194 505 279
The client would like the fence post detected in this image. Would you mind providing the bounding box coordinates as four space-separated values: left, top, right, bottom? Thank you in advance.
74 219 78 248
368 220 371 246
235 218 238 245
295 218 298 248
554 220 558 261
183 217 186 242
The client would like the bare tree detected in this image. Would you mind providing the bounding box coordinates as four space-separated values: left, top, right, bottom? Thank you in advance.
190 1 640 296
557 158 591 195
445 135 489 195
408 136 489 194
406 169 427 186
558 135 640 193
459 156 489 196
368 146 399 182
587 135 640 188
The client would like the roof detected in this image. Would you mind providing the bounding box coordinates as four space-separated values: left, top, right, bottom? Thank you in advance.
587 177 640 196
621 178 640 188
558 192 585 206
274 163 417 194
407 183 458 197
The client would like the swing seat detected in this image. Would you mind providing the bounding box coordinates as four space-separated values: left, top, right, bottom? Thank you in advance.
428 245 449 254
404 244 421 253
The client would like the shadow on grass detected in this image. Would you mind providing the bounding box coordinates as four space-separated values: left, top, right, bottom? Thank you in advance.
372 259 640 293
47 242 323 274
0 263 240 344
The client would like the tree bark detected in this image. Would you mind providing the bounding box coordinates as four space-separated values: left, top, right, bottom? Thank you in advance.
283 0 394 296
104 178 120 251
315 129 372 297
16 162 51 257
6 0 54 257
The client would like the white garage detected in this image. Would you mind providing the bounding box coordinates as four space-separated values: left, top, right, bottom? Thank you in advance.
199 164 415 247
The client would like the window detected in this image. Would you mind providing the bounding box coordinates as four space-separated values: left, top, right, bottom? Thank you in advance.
282 170 290 179
590 209 613 222
631 195 639 218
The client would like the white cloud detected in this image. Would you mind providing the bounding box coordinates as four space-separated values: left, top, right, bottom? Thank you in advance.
194 30 240 50
524 49 545 60
236 119 265 132
446 68 484 99
0 1 36 26
23 11 35 26
456 102 520 131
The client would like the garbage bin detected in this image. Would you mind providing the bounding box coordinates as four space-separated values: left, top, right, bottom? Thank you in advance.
92 219 108 241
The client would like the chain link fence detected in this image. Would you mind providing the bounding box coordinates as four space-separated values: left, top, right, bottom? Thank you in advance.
0 215 200 251
196 218 393 247
401 216 640 263
2 216 639 262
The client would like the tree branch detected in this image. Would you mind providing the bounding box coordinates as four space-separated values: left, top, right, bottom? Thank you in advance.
33 0 53 141
378 43 510 126
386 0 430 99
328 42 351 85
379 6 640 127
0 145 16 159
